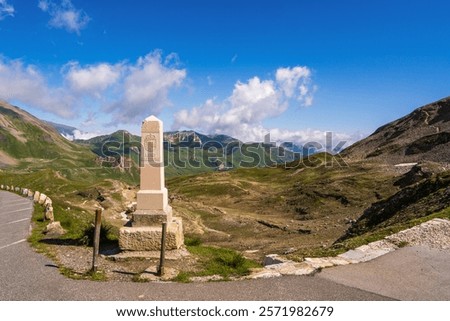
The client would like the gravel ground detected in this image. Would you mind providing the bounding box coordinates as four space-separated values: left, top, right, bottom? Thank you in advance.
386 218 450 249
49 244 199 281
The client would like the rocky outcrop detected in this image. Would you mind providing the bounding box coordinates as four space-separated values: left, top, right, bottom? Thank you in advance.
338 171 450 241
394 164 433 188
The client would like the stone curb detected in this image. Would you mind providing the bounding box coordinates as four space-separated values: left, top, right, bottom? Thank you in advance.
249 218 450 280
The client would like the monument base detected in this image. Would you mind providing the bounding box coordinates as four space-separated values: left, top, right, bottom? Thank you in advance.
136 189 169 211
119 217 184 251
132 205 173 226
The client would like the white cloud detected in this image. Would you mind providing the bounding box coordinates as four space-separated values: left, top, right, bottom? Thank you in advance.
62 129 102 141
107 51 186 124
228 77 283 123
0 0 14 20
38 0 90 34
0 52 337 146
0 57 75 118
65 62 122 96
276 66 315 106
173 65 322 144
38 0 49 11
175 100 354 147
0 51 185 124
173 75 285 134
173 76 285 141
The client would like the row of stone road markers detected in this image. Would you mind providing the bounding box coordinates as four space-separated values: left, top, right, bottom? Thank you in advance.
0 184 66 236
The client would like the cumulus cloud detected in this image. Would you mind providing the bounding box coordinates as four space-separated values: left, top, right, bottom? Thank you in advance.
38 0 90 34
173 65 322 144
276 66 315 106
107 51 186 124
0 57 75 117
62 129 101 141
65 62 122 96
173 75 285 140
0 0 14 20
175 100 353 147
228 77 282 123
0 51 186 124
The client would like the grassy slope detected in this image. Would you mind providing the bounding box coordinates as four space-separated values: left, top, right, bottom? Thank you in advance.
168 154 450 261
0 101 140 241
168 155 391 258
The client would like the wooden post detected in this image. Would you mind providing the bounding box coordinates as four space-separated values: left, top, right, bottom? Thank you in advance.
92 208 102 273
158 222 167 276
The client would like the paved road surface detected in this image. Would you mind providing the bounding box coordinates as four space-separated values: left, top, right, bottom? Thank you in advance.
319 246 450 300
0 191 394 301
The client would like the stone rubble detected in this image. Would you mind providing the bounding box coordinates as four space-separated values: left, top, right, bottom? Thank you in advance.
386 218 450 249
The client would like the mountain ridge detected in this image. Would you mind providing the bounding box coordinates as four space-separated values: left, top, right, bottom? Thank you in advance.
0 100 94 168
342 96 450 164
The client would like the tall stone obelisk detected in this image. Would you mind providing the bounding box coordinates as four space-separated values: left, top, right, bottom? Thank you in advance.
119 116 183 251
134 115 172 225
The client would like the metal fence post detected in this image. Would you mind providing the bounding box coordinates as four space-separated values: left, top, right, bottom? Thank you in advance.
92 208 102 273
158 222 167 276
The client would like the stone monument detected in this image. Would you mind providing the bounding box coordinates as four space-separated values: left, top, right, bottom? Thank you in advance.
119 116 183 251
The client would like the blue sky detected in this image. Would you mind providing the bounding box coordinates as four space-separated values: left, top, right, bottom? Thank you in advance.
1 0 450 146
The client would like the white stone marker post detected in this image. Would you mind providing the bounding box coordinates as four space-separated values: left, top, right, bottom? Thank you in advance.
134 115 173 225
119 116 183 251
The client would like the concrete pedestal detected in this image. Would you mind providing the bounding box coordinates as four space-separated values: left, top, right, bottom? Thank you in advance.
119 217 184 251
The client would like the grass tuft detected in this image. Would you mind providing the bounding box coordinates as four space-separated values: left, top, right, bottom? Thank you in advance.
79 222 118 246
184 236 202 246
173 272 191 283
185 245 260 279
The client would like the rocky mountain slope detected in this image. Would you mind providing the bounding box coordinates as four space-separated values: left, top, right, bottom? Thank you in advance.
337 165 450 242
342 96 450 164
164 130 239 147
0 100 94 168
45 121 78 139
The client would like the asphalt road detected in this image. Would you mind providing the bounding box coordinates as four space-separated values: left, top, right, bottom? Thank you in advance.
0 190 392 301
319 246 450 300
